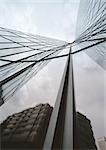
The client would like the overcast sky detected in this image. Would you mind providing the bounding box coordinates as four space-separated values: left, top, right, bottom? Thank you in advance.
0 0 105 141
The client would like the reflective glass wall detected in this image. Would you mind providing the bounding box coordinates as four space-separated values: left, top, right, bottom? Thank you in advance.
73 0 106 148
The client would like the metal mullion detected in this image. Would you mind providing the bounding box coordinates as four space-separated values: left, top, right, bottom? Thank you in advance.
0 48 39 58
0 35 43 51
0 28 36 42
0 46 23 50
0 45 66 86
1 63 32 90
0 50 44 69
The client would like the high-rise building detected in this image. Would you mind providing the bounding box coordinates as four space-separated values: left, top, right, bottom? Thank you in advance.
75 0 106 70
1 103 97 149
75 112 97 149
1 103 53 149
0 0 105 149
0 27 69 106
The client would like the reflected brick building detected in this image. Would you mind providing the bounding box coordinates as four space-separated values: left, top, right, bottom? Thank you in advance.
1 103 97 150
1 103 53 149
75 112 97 149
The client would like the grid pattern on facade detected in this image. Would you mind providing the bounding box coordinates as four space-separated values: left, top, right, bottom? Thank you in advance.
0 0 105 106
75 112 97 149
0 27 69 105
72 0 106 70
1 104 97 150
1 103 53 149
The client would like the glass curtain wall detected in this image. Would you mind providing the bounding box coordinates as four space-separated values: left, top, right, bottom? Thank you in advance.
72 0 106 148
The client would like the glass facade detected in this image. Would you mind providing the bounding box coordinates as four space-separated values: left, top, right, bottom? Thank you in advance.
0 27 69 105
72 0 106 147
0 0 105 148
73 0 106 70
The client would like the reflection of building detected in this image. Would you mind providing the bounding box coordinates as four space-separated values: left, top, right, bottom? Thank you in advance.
1 103 97 149
75 112 97 149
0 0 105 148
98 137 106 150
1 103 53 149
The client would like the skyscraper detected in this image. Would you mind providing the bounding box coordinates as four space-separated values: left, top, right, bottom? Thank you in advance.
1 103 97 149
0 0 105 149
74 0 106 69
0 27 69 106
1 103 53 149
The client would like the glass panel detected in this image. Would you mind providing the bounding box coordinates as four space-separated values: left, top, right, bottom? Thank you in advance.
73 51 105 147
3 36 32 43
29 45 47 50
0 37 11 43
3 50 41 61
0 60 8 67
0 47 68 122
0 47 33 57
0 30 16 36
74 1 106 147
75 0 106 70
18 42 39 46
0 43 21 49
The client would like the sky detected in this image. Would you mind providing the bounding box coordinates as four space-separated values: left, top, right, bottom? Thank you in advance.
0 0 79 42
0 0 105 142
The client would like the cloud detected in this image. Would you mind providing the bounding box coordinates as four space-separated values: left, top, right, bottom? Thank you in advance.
73 52 106 138
0 50 68 122
0 0 105 139
0 0 79 41
0 2 37 33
